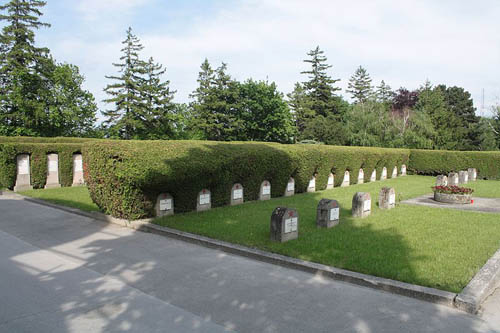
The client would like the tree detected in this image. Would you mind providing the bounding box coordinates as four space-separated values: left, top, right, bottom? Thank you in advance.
346 101 394 147
346 65 373 103
376 80 394 104
287 83 313 133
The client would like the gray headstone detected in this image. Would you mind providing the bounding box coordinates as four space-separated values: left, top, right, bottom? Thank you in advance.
155 193 174 217
260 180 271 201
401 164 407 176
341 171 350 187
381 167 387 180
197 189 211 212
468 168 477 181
352 192 371 218
370 170 377 182
72 154 85 186
358 169 364 184
379 187 396 209
392 166 398 178
448 172 459 186
231 183 244 206
307 176 316 193
270 207 298 243
436 175 448 186
326 173 334 190
284 178 295 197
316 199 340 228
458 171 468 184
44 153 61 189
14 154 33 192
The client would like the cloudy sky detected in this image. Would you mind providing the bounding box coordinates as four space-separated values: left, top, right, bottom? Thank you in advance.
35 0 500 120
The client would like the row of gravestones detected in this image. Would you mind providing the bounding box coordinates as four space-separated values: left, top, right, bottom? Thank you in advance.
13 153 85 192
435 168 477 186
156 165 408 217
271 188 397 242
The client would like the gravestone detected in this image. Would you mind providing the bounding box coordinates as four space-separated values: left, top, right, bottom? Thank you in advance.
448 172 459 186
381 167 387 180
285 178 295 197
358 169 364 184
458 171 468 185
468 168 477 182
352 192 371 218
401 164 407 176
379 187 396 209
316 199 340 228
341 171 350 187
370 170 377 182
72 154 85 186
45 153 61 189
14 154 33 192
392 166 398 178
260 180 271 201
436 175 448 186
231 183 244 206
155 193 174 217
307 176 316 193
326 173 334 190
270 207 298 243
197 189 211 212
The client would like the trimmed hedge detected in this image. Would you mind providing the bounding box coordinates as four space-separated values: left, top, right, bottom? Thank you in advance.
0 142 84 189
409 149 500 180
82 140 410 219
0 136 100 143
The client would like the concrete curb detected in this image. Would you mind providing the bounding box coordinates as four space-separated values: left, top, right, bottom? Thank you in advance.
7 191 500 313
455 249 500 314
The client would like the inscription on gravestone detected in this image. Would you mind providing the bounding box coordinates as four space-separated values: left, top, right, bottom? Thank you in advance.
436 175 448 186
316 199 340 228
326 173 334 190
155 193 174 217
352 192 371 218
358 169 364 184
448 172 459 186
341 171 350 187
72 154 85 186
270 207 299 242
197 189 211 212
379 187 396 209
45 153 61 189
14 154 33 192
468 168 477 182
260 181 271 201
285 178 295 197
231 183 244 206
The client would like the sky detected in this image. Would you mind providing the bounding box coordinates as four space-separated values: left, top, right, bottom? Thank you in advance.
31 0 500 120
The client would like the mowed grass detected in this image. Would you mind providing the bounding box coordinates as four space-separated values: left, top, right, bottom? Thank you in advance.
155 176 500 293
20 186 100 212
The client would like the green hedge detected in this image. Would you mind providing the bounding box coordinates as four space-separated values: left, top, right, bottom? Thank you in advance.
0 142 84 189
83 140 410 219
0 136 99 144
409 149 500 180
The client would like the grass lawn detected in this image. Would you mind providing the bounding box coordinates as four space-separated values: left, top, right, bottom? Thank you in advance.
154 176 500 293
20 186 100 212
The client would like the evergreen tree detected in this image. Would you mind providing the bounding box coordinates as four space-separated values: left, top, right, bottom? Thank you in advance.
287 83 313 133
346 65 373 103
376 80 394 104
103 27 147 139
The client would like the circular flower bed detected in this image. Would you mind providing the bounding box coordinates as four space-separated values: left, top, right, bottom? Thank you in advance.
432 185 473 204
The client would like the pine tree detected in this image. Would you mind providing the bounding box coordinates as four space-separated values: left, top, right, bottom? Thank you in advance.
103 27 147 139
376 80 394 104
287 83 314 133
346 66 373 104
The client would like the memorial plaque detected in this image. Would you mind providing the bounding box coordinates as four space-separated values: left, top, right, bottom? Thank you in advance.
197 189 211 212
72 154 85 186
468 168 477 182
392 166 398 178
285 178 295 197
270 207 299 242
436 175 448 186
14 154 33 192
231 183 244 206
45 153 61 189
260 181 271 201
352 192 371 218
200 193 210 205
381 167 387 180
49 160 58 172
370 170 376 182
18 157 29 175
155 193 174 217
341 171 350 187
448 172 459 186
316 199 340 228
358 169 364 184
307 176 316 193
326 173 334 190
458 171 468 184
379 187 396 209
401 164 407 176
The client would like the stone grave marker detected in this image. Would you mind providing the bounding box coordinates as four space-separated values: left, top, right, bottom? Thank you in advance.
14 154 33 192
468 168 477 182
370 170 377 182
381 167 387 180
260 180 271 200
352 192 371 218
448 172 459 186
436 175 448 186
326 173 335 190
379 187 396 209
270 207 298 243
197 189 211 212
45 153 61 189
155 193 174 217
285 178 295 197
72 154 85 186
231 183 244 206
341 171 350 187
392 166 398 178
401 164 407 176
458 171 469 185
358 169 364 184
316 199 340 228
307 175 316 193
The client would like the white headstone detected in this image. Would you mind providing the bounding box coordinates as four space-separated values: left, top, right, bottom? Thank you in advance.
231 183 244 206
14 154 32 192
307 176 316 193
370 170 376 182
45 153 61 189
260 181 271 200
358 169 364 184
326 173 334 190
401 164 407 176
381 167 387 180
72 154 85 186
392 166 398 178
341 171 350 187
156 193 174 217
285 178 295 197
197 189 211 211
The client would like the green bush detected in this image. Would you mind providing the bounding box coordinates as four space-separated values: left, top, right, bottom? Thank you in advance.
409 149 500 180
0 142 84 189
82 140 410 219
0 136 99 144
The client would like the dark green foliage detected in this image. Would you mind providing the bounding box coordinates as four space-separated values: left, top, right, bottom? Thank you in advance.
346 65 373 103
376 80 394 104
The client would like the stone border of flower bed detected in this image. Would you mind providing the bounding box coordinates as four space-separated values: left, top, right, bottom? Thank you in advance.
3 190 500 314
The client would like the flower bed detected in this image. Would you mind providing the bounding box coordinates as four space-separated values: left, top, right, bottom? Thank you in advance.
432 185 473 204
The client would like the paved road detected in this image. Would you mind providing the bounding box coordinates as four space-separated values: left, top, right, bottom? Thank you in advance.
0 194 498 333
